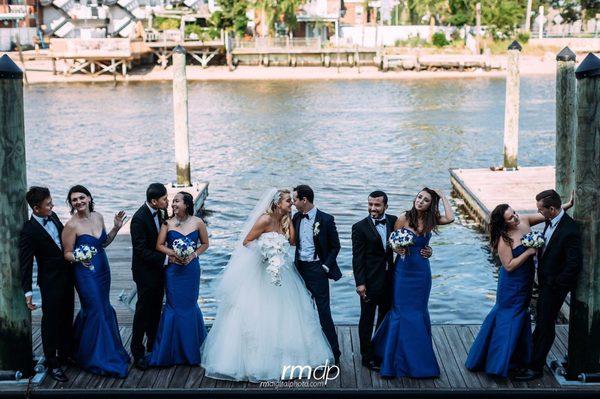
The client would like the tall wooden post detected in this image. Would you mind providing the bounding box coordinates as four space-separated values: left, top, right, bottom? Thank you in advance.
555 47 577 200
503 41 521 169
172 45 191 187
568 52 600 380
0 54 33 376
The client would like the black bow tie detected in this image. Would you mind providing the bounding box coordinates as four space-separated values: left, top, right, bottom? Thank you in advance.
299 213 310 220
43 217 51 226
151 211 158 218
374 219 386 226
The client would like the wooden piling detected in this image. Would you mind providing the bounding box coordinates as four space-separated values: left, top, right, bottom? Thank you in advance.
172 45 191 187
555 47 577 201
0 54 33 376
568 52 600 379
503 41 521 169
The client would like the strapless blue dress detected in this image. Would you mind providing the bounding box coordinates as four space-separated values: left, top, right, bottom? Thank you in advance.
149 230 207 366
372 232 440 378
465 244 534 377
73 230 130 377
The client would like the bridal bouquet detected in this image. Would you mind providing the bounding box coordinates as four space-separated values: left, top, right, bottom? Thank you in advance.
73 244 98 271
521 231 545 249
389 228 416 260
258 234 289 286
172 237 196 260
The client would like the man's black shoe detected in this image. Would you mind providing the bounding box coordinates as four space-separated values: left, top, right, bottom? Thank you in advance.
512 368 543 382
362 360 381 371
134 357 149 371
48 367 68 383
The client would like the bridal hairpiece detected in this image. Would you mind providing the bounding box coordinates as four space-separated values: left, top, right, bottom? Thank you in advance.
271 190 281 205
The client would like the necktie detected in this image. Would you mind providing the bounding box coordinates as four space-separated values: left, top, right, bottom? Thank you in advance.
43 217 50 226
542 220 551 236
375 219 386 226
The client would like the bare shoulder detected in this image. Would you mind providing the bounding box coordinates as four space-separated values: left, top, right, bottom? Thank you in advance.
192 216 206 227
394 213 408 229
64 217 78 231
256 214 273 225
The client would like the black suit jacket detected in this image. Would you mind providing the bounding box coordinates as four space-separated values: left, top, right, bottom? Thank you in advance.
538 212 582 289
130 204 166 286
351 214 397 301
293 209 342 281
19 212 70 294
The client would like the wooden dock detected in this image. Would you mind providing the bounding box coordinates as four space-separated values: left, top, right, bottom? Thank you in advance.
2 323 595 396
450 166 555 231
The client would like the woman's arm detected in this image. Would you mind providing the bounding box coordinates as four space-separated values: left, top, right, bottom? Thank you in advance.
289 220 296 245
193 219 209 257
156 223 175 257
102 211 126 247
62 221 77 263
497 239 536 272
436 189 455 225
243 215 270 246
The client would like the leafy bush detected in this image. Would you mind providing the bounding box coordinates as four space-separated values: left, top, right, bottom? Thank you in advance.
432 32 449 47
516 32 530 44
394 35 429 47
153 16 180 31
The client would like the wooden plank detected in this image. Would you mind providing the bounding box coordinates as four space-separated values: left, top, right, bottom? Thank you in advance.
430 326 452 389
168 366 192 388
325 327 342 389
349 325 373 389
442 325 483 388
431 326 467 388
153 365 177 388
338 326 357 389
187 366 210 388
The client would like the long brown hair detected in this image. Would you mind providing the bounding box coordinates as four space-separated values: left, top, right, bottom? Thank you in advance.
489 204 513 253
405 187 440 235
266 189 292 239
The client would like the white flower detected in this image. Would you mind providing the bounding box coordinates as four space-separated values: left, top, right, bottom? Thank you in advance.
521 231 545 249
258 233 290 286
388 228 415 251
73 244 98 271
313 222 320 236
172 237 196 259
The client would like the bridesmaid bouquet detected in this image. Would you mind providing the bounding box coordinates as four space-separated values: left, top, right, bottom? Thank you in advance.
521 231 545 248
258 234 289 286
172 237 196 261
389 228 416 260
73 245 98 271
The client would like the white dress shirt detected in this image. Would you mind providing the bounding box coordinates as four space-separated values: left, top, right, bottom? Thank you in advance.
298 207 320 262
372 214 387 249
543 209 564 254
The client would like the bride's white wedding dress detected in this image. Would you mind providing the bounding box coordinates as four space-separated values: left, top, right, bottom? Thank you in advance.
201 227 334 382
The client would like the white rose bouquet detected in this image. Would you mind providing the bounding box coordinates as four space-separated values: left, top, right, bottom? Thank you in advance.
521 231 545 249
73 244 98 271
389 228 416 260
258 234 289 286
172 237 196 261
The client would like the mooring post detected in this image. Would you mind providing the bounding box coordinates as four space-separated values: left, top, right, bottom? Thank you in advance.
568 52 600 380
172 45 191 187
503 40 521 169
555 47 577 200
0 54 33 376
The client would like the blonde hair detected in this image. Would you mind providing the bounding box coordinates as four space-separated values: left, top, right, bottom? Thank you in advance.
266 189 292 239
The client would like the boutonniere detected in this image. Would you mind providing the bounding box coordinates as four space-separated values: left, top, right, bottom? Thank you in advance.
313 222 320 236
159 209 167 220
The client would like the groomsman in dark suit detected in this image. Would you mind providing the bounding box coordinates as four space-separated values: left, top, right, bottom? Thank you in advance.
292 184 342 363
351 191 432 370
516 189 582 381
130 183 170 370
19 187 74 382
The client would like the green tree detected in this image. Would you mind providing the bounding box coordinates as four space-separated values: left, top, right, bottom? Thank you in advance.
480 0 526 38
581 0 600 20
210 0 249 37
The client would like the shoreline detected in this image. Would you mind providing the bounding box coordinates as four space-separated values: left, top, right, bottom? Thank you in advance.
16 56 556 85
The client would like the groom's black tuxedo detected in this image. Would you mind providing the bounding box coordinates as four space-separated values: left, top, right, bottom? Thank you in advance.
293 208 341 360
352 214 397 363
130 204 166 360
531 212 582 371
19 212 74 369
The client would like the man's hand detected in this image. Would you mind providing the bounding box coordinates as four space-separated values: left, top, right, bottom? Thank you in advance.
420 246 433 258
356 285 367 299
25 295 37 311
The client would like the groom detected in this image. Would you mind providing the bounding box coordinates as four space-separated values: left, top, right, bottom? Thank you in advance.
515 189 582 381
130 183 170 370
293 184 342 363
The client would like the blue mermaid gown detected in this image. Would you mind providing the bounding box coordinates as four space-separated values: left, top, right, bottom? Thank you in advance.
73 230 130 377
372 232 440 378
465 245 534 377
149 230 207 366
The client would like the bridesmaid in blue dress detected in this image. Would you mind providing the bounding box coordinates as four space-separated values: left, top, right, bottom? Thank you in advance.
466 200 573 378
372 188 454 378
62 185 130 378
149 192 208 367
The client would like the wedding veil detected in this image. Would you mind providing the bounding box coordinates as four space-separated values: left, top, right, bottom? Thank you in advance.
215 188 278 301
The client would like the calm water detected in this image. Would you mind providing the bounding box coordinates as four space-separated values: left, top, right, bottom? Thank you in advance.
24 76 556 324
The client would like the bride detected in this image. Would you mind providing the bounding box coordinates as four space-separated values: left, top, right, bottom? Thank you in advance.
201 188 334 382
